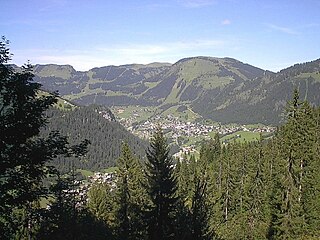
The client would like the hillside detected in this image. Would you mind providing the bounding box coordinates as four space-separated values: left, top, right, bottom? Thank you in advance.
32 57 263 106
193 59 320 124
33 62 171 106
33 57 320 124
41 105 148 172
141 57 264 103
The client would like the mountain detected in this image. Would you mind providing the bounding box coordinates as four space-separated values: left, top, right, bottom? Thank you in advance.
33 57 320 124
33 62 171 105
193 59 320 124
140 57 265 111
33 57 263 107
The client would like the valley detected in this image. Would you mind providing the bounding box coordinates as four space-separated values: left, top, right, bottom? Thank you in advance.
111 105 275 157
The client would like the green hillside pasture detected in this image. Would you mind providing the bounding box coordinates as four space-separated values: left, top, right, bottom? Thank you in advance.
295 72 320 82
105 90 126 96
54 96 77 110
64 88 105 101
178 58 220 82
77 169 94 178
161 105 200 122
38 90 76 111
164 81 182 104
177 135 207 147
244 123 267 128
138 81 161 96
144 81 160 89
112 105 156 122
35 65 73 79
200 76 234 89
220 131 261 143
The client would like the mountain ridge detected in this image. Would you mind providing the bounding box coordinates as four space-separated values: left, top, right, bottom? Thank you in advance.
31 56 320 124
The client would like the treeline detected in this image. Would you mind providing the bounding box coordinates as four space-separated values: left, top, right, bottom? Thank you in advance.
41 105 147 172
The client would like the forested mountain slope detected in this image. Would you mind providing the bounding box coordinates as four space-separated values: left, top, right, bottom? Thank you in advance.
41 105 147 172
33 62 171 106
193 58 320 124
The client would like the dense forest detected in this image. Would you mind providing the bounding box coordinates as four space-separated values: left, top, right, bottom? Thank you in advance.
1 38 320 240
42 105 147 172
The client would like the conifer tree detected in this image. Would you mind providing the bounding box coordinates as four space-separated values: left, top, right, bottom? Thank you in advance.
115 142 148 240
269 89 316 239
200 133 221 164
304 106 320 237
87 182 116 227
174 157 193 240
143 126 178 240
246 141 269 239
0 37 54 214
189 156 214 240
0 37 95 239
0 37 75 239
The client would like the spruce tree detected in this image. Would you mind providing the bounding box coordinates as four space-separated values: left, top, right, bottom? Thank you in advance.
246 141 269 239
87 182 116 227
0 37 55 210
0 37 66 238
189 156 214 240
0 37 92 239
174 156 193 240
143 126 178 240
269 89 316 239
115 142 148 240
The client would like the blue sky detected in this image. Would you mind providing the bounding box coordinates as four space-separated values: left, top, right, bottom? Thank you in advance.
1 0 320 71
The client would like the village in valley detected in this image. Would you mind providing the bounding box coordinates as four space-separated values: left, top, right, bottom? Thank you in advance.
110 106 275 159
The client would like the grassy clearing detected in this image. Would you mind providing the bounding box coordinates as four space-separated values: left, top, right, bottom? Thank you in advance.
102 166 118 173
244 123 266 128
112 105 156 122
221 131 261 143
164 85 180 104
295 72 320 82
177 135 207 147
161 105 200 122
200 76 234 89
106 90 126 96
38 90 76 111
77 169 94 177
144 81 159 88
64 88 105 101
178 58 220 83
35 65 73 79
